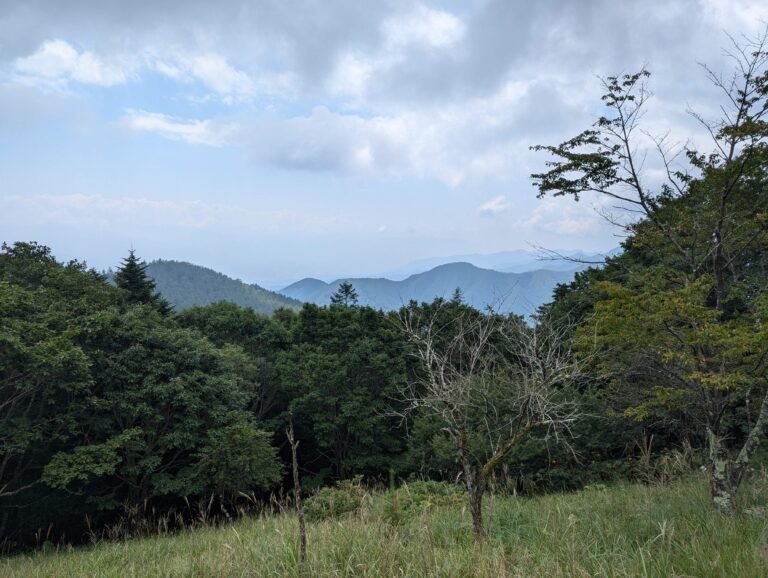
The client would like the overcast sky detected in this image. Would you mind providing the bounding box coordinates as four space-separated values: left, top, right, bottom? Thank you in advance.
1 1 767 286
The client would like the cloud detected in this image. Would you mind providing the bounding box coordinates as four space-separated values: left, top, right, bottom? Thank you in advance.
517 194 620 237
146 51 279 102
1 193 339 233
477 195 511 216
120 78 544 185
119 110 236 146
14 39 135 88
384 4 465 49
13 38 279 102
5 1 768 186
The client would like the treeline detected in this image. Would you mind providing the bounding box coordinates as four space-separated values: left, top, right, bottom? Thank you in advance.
0 242 641 548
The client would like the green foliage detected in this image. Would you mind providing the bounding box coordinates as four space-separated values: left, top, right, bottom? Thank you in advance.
115 250 172 314
65 304 279 503
330 281 359 307
0 243 115 508
532 36 768 513
194 424 283 496
278 303 408 483
379 480 465 525
304 476 368 521
0 243 284 545
42 429 143 489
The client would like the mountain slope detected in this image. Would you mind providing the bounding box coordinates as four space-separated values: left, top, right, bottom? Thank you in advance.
279 262 583 315
146 260 302 314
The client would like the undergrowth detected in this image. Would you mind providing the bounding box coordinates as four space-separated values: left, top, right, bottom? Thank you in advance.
3 474 768 577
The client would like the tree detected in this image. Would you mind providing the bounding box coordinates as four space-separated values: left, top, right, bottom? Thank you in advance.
114 250 171 314
42 304 283 510
532 32 768 515
176 301 291 422
0 242 119 538
277 303 407 483
399 300 581 541
330 281 359 307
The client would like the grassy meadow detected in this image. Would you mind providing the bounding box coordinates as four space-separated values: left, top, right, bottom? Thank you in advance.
3 474 768 577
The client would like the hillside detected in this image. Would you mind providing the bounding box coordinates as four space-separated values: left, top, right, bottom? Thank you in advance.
279 262 583 315
145 260 302 314
4 478 765 577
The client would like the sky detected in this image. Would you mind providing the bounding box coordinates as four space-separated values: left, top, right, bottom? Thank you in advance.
1 0 767 287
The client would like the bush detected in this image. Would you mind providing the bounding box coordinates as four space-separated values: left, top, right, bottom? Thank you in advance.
304 476 368 521
378 480 465 525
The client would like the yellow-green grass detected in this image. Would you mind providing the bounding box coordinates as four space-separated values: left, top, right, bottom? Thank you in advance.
4 476 768 577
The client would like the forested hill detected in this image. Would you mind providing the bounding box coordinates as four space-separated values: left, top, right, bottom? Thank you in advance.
279 262 583 315
145 260 302 314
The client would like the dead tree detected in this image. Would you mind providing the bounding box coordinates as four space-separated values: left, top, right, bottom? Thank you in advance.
286 415 306 573
399 303 582 541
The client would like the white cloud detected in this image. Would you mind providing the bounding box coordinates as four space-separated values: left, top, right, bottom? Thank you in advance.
384 4 465 49
477 195 511 215
517 194 621 237
326 4 464 103
2 193 339 233
14 40 278 102
183 54 255 100
116 77 540 185
14 39 135 88
119 109 236 147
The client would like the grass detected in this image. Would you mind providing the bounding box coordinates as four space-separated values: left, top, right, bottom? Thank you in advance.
3 474 768 577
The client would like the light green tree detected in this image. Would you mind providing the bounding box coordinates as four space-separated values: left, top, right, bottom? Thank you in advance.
532 32 768 515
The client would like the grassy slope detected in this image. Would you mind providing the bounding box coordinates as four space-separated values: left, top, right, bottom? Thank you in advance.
4 477 768 577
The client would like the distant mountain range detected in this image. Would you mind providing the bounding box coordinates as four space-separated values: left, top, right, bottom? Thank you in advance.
279 261 587 316
382 249 615 279
134 255 602 317
145 260 302 314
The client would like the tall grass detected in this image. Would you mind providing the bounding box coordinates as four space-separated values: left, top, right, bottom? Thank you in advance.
3 474 767 577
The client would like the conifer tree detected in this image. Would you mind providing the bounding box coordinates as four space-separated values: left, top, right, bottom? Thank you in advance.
115 250 172 314
330 281 359 307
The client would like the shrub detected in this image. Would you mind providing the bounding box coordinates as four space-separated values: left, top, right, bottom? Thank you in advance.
378 480 465 525
304 476 368 521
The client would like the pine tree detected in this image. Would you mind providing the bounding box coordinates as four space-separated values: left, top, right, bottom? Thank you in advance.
115 250 172 314
330 281 359 307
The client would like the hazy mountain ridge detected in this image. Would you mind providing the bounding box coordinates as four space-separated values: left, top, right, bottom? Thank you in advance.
382 249 614 279
280 261 585 315
145 260 302 314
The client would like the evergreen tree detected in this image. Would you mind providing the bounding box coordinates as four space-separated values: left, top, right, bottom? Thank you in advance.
330 281 359 307
115 250 172 314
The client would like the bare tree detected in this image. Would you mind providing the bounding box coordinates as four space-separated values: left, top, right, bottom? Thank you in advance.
286 414 307 574
399 303 582 541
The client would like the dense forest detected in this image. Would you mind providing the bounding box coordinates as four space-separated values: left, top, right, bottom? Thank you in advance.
2 37 767 552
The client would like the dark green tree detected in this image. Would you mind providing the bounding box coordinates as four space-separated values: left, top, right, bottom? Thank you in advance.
115 250 171 314
330 281 359 307
42 304 283 508
0 242 119 540
277 303 407 484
